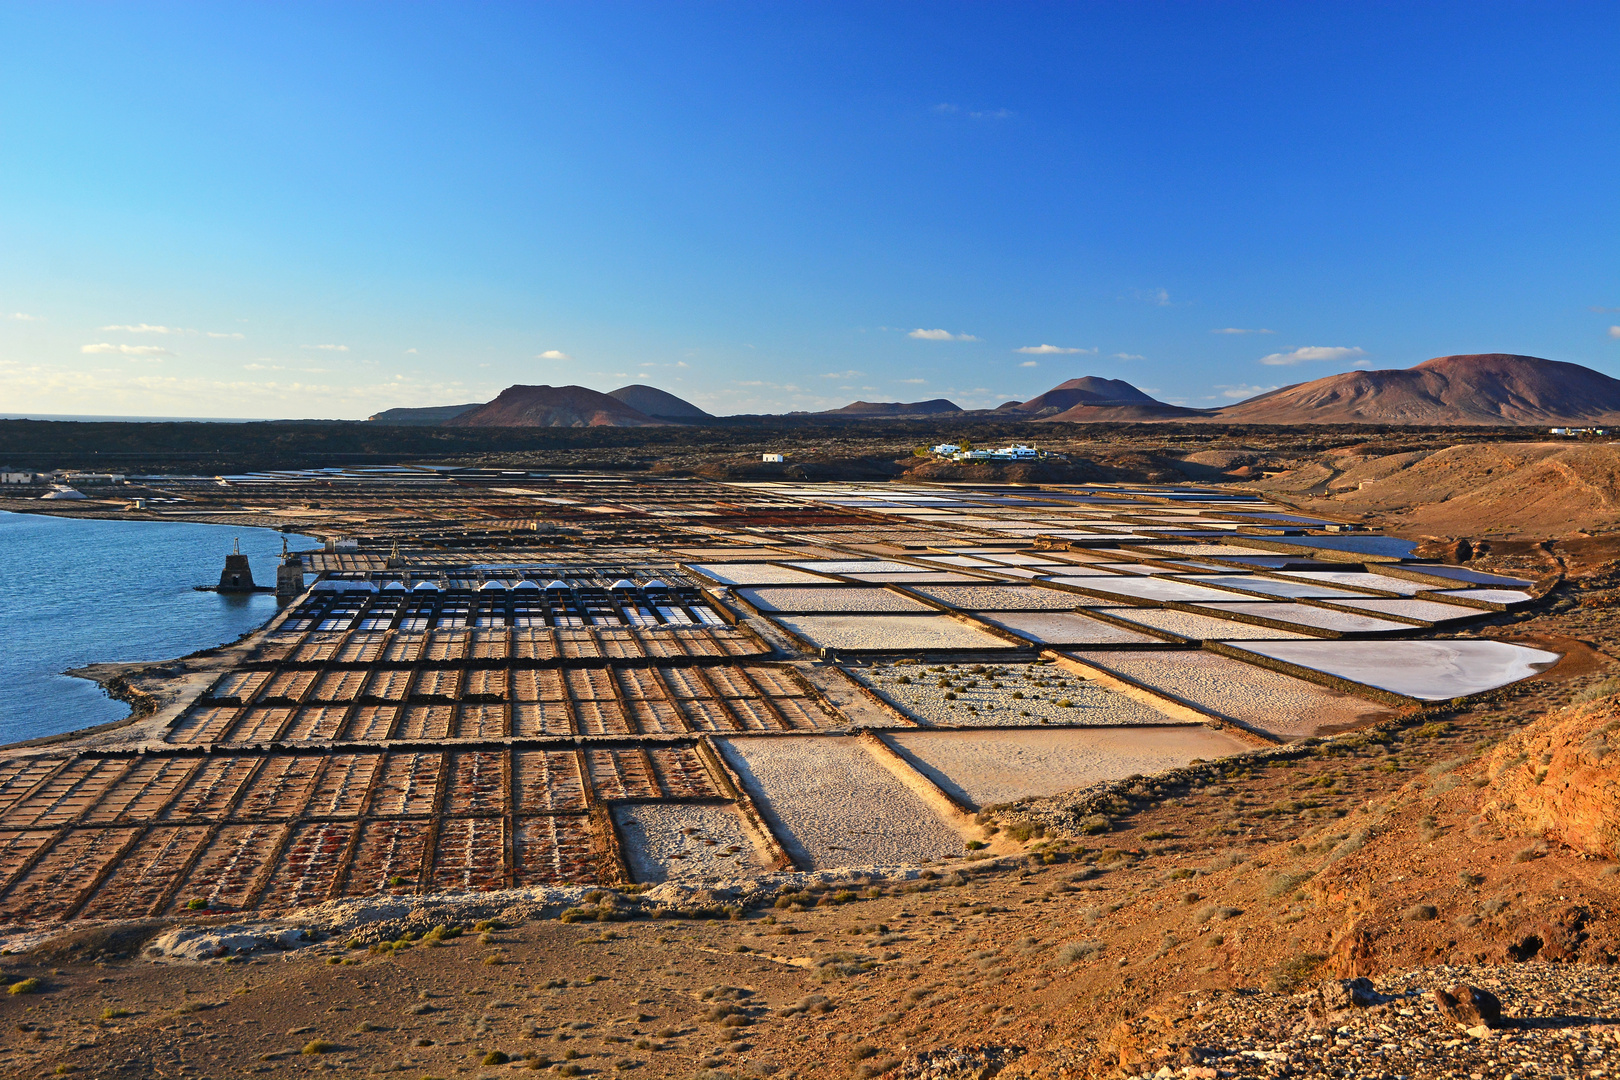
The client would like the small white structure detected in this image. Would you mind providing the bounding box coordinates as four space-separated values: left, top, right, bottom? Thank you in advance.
1 466 35 484
930 444 961 456
949 443 1040 462
762 453 786 463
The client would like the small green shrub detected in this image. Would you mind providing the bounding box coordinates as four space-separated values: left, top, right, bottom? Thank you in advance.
185 898 208 911
301 1040 335 1056
482 1051 510 1065
7 978 41 995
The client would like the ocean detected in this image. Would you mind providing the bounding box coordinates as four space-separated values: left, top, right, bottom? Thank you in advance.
0 511 316 745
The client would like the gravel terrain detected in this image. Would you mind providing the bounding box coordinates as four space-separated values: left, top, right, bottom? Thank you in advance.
715 735 967 867
771 613 1016 652
611 803 773 882
882 726 1251 809
847 660 1182 727
905 584 1106 610
1156 964 1620 1080
738 585 934 613
1064 648 1396 738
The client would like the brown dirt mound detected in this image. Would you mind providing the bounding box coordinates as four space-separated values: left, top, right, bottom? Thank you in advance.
1484 692 1620 858
449 384 672 427
1218 353 1620 425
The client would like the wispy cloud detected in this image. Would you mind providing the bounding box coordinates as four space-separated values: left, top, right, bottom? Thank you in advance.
1019 360 1039 368
101 323 181 334
1132 288 1172 307
896 377 927 384
822 369 863 379
1609 326 1620 339
1113 352 1145 360
1258 345 1366 367
1015 344 1093 354
933 103 1014 120
1211 327 1275 335
537 349 570 360
1590 306 1620 313
302 343 349 352
81 342 172 358
404 348 418 354
206 331 245 340
909 328 978 341
243 361 283 371
10 312 41 322
1216 383 1280 399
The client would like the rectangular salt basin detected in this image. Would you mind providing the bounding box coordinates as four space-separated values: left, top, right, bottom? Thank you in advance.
716 736 966 868
612 803 774 883
905 584 1100 611
1439 588 1535 605
772 614 1016 652
785 560 921 575
1325 598 1480 624
982 612 1167 646
1176 574 1371 599
738 586 934 614
1219 639 1561 701
1095 607 1313 642
1061 576 1261 604
840 571 984 584
849 661 1181 727
882 727 1255 810
1187 602 1413 635
690 563 836 586
1277 571 1442 595
1398 566 1535 589
1064 648 1395 739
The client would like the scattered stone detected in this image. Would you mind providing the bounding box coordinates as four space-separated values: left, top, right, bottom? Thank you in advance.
1433 983 1504 1029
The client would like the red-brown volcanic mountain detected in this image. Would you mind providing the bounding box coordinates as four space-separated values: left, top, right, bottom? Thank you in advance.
1218 354 1620 425
996 376 1161 417
447 385 673 428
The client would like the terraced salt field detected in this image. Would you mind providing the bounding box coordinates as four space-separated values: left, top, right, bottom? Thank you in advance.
771 614 1015 652
737 586 935 613
903 584 1102 610
1219 639 1562 701
848 661 1181 727
882 727 1255 810
977 612 1167 646
1064 649 1398 738
716 736 967 868
1092 607 1313 642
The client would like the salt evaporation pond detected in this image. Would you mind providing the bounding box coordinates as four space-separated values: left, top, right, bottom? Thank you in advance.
1218 639 1562 701
0 511 316 745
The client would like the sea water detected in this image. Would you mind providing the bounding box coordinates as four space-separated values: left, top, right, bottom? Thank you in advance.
0 511 317 745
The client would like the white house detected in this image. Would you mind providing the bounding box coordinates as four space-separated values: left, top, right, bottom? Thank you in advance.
762 453 786 463
0 466 35 484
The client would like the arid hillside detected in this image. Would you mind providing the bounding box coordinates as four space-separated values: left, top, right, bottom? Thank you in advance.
1249 441 1620 538
1220 354 1620 426
448 385 672 428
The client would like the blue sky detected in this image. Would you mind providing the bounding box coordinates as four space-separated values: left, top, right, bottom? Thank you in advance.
2 2 1618 419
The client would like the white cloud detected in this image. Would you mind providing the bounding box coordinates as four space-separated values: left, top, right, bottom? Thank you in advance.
1016 344 1091 355
11 312 41 321
537 349 570 360
909 328 978 341
1131 288 1171 306
896 377 927 384
1113 353 1145 360
1019 360 1039 367
823 369 863 379
101 323 181 334
206 331 245 340
676 361 689 368
1211 327 1274 335
302 343 349 352
243 362 283 371
81 342 172 357
1258 345 1366 366
1217 383 1280 399
969 108 1013 120
1609 326 1620 339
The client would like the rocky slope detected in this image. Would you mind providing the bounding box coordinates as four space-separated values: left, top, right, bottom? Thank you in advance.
365 402 483 425
447 385 673 428
605 384 710 419
1485 692 1620 858
997 377 1164 417
818 398 963 417
1219 354 1620 425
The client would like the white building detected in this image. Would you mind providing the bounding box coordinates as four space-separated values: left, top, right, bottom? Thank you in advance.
0 466 36 484
762 453 785 463
930 444 961 456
